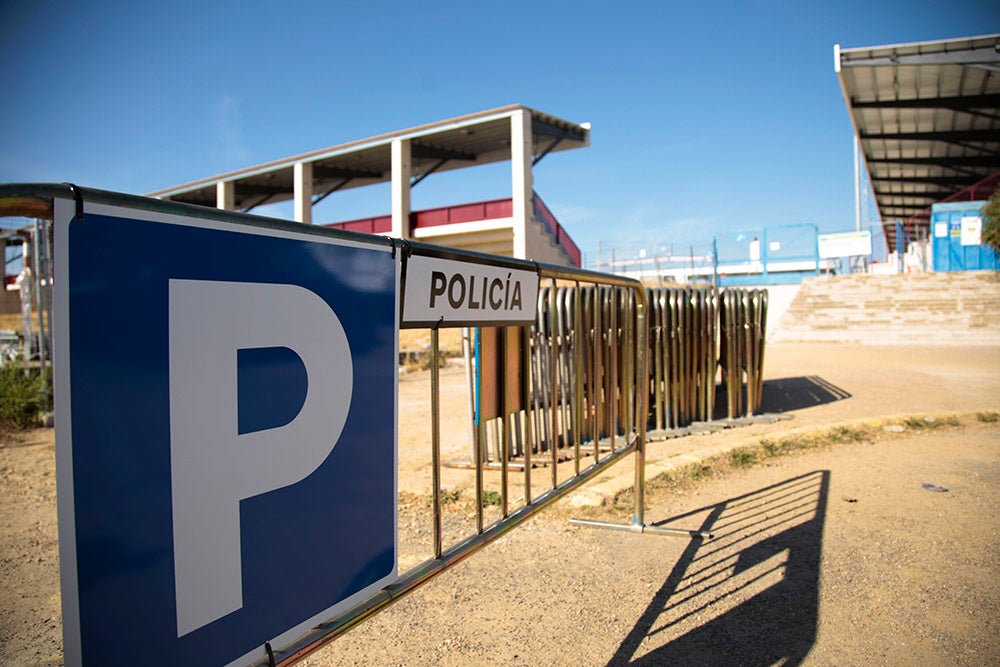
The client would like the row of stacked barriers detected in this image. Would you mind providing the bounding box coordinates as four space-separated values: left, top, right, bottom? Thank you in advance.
473 284 768 467
719 289 768 421
649 286 769 427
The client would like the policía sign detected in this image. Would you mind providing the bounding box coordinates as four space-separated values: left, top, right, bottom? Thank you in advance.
402 253 540 327
53 196 398 666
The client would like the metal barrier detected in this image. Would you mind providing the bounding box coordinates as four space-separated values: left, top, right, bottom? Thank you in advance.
0 185 748 666
475 284 637 474
647 286 768 425
474 284 769 459
719 289 768 419
269 245 710 666
646 286 718 429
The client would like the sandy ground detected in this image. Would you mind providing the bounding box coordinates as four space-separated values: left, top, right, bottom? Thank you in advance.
1 343 998 665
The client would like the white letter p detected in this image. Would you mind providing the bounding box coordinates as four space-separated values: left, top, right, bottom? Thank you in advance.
168 280 352 637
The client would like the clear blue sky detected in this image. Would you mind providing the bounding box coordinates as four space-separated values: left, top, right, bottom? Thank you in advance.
1 1 997 264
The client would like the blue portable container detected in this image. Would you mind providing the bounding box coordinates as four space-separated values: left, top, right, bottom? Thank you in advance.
931 201 999 272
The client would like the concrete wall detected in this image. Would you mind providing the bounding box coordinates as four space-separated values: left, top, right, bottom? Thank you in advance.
764 284 801 341
412 215 574 267
414 221 514 257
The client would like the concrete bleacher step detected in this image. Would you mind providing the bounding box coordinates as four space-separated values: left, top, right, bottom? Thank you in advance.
771 271 1000 345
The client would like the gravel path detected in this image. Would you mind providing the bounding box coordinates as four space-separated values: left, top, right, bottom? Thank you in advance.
306 419 999 666
1 343 998 665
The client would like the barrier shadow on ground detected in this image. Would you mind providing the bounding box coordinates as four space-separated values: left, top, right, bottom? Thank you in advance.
758 376 851 413
608 470 829 667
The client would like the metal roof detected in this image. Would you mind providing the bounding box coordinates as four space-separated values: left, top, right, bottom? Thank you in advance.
147 105 590 211
835 34 1000 240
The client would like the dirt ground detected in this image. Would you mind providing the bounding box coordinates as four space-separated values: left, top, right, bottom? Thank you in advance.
1 343 998 666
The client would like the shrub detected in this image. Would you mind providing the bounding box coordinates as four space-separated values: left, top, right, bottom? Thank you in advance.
0 359 48 431
981 188 1000 255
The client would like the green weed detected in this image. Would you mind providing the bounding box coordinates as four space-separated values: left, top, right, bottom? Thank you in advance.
827 425 871 444
760 438 780 457
481 490 502 507
687 464 712 480
439 489 461 505
730 448 758 467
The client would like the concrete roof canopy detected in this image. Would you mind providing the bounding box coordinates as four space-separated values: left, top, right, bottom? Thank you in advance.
147 105 590 212
835 33 1000 242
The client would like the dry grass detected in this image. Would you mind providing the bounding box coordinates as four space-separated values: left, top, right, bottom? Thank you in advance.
0 313 37 331
399 328 465 355
398 328 467 372
605 414 968 515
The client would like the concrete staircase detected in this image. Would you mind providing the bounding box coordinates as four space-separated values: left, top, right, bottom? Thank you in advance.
771 271 1000 345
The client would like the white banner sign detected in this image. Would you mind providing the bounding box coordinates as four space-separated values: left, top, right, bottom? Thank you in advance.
960 216 982 247
817 230 872 259
403 255 539 327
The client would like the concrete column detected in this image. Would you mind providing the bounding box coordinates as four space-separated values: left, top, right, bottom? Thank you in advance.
216 181 235 210
294 161 313 224
391 139 412 238
511 109 534 259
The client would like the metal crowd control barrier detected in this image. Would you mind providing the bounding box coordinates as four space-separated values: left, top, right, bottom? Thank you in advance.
268 244 707 666
645 286 718 429
475 284 638 474
719 289 768 419
645 286 768 428
474 284 769 469
0 185 730 666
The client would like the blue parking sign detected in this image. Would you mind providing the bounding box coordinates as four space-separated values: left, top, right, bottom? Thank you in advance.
53 198 398 666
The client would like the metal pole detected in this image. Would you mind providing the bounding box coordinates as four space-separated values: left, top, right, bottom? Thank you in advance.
462 327 475 459
549 281 558 486
592 286 602 463
500 327 509 519
854 135 862 233
522 325 533 504
609 288 618 450
430 328 442 558
32 220 45 375
573 284 583 476
761 227 769 281
41 219 53 397
712 236 719 291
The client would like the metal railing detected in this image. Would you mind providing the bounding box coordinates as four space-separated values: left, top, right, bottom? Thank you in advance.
0 184 750 667
259 245 703 666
